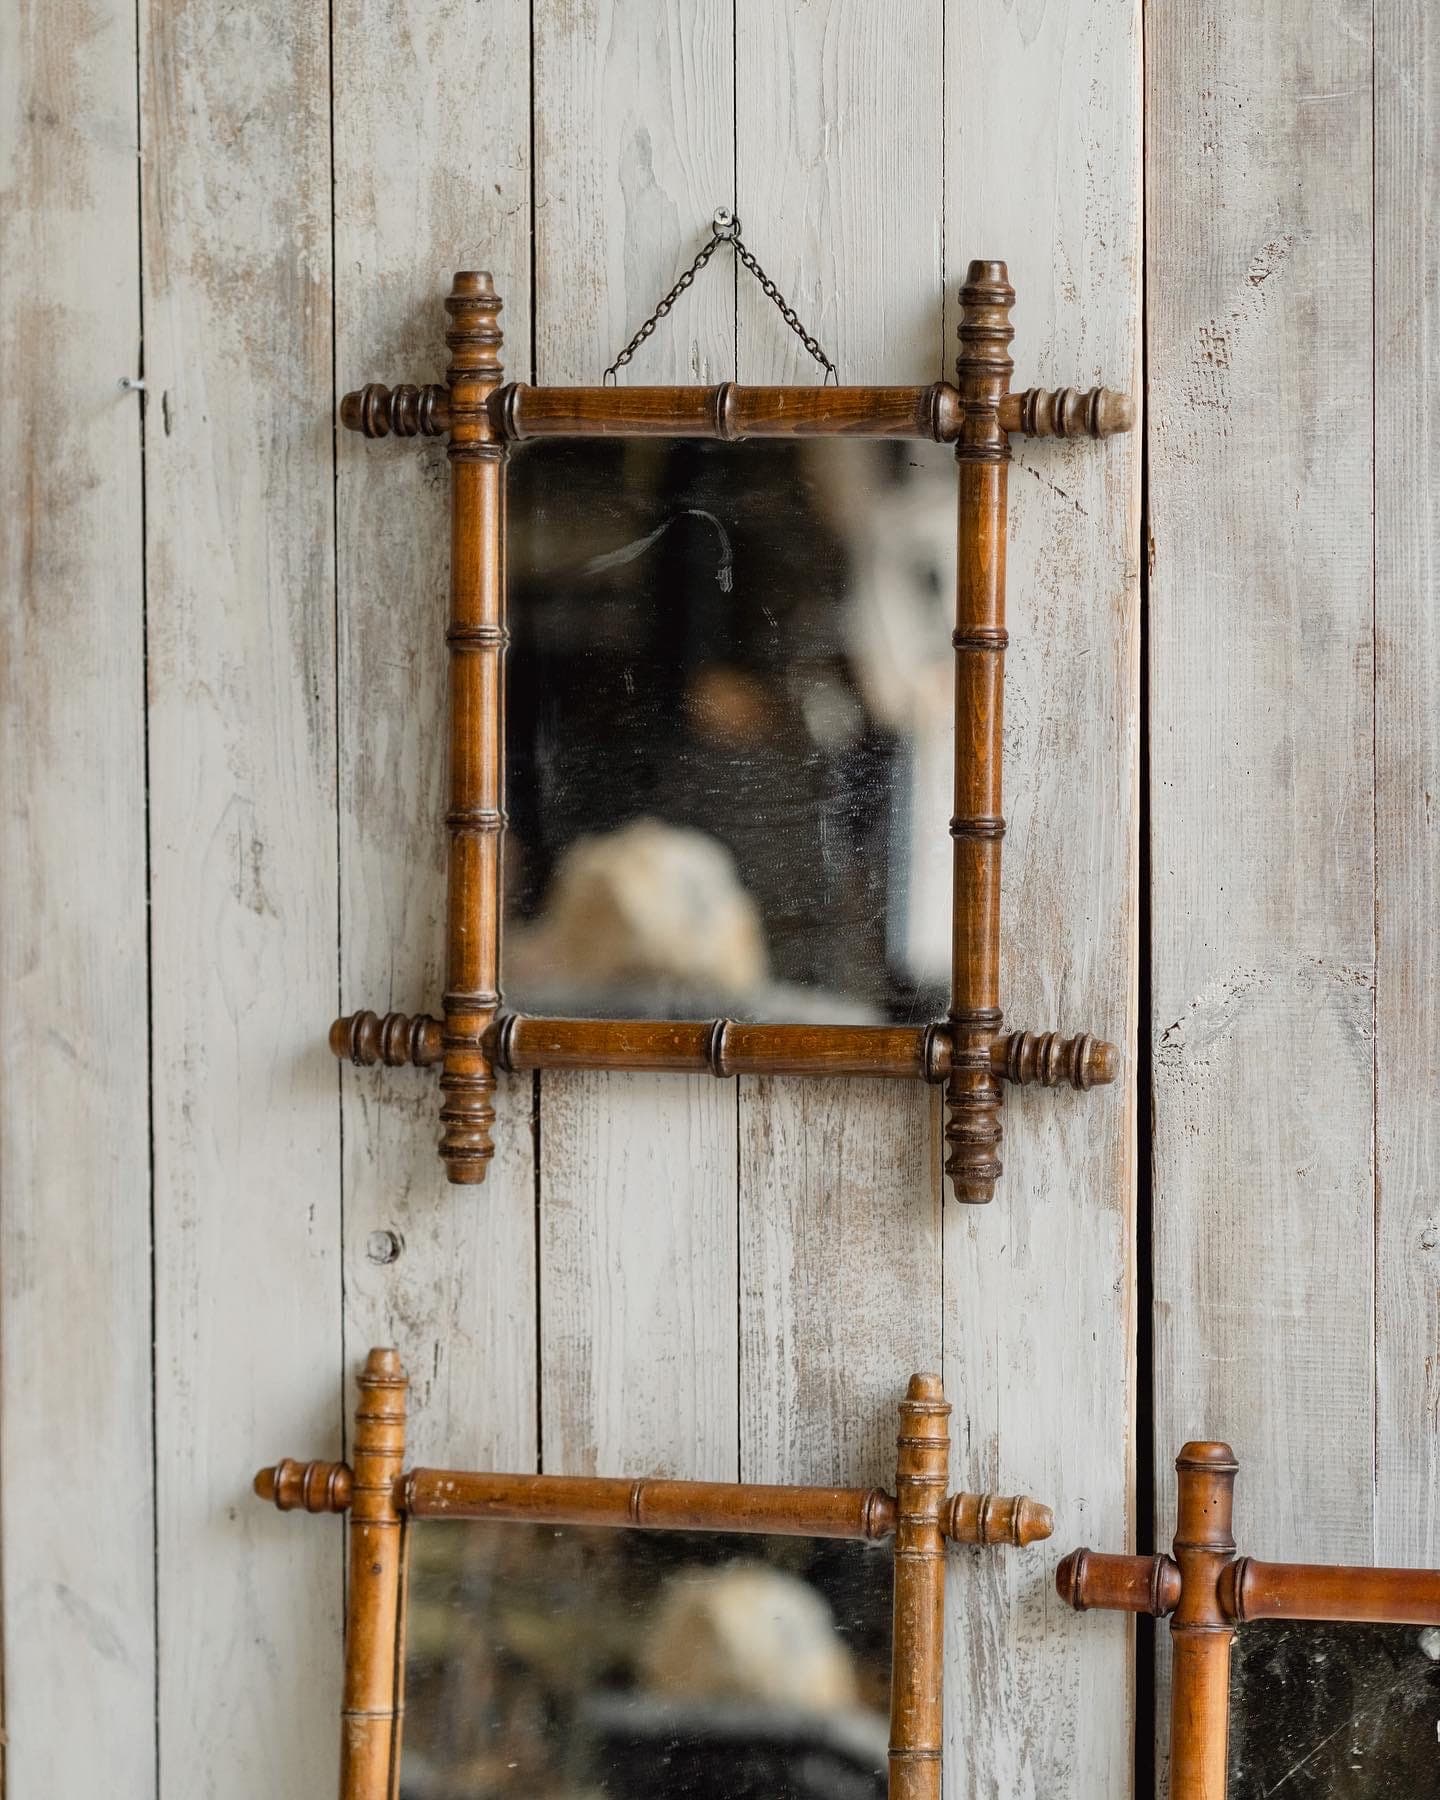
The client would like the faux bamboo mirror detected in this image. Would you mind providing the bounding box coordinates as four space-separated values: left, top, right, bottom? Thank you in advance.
329 248 1135 1202
1058 1442 1440 1797
257 1349 1053 1800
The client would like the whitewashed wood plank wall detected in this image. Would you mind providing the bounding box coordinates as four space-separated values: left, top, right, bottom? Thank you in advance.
1147 0 1437 1786
3 0 1433 1795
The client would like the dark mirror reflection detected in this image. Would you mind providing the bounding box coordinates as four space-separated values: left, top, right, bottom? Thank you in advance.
402 1523 893 1800
505 439 956 1025
1228 1621 1440 1796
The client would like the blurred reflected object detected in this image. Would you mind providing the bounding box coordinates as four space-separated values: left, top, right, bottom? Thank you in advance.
402 1524 892 1800
506 437 956 1024
685 664 777 747
504 817 769 1004
640 1563 858 1711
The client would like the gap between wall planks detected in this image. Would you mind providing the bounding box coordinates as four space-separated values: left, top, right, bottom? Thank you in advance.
0 0 155 1793
1374 0 1440 1570
943 1 1142 1793
1146 0 1377 1788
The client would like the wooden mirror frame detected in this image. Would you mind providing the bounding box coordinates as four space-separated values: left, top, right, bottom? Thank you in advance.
258 1347 1053 1800
1057 1441 1440 1797
329 259 1135 1201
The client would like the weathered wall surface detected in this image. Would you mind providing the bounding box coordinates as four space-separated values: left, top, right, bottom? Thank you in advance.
31 0 1440 1791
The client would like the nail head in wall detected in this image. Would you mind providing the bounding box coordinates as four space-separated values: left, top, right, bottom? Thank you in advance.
366 1229 403 1266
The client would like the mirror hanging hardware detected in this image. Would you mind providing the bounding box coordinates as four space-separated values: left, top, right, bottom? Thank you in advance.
258 1346 1053 1800
1058 1444 1440 1798
602 206 839 385
333 259 1134 1202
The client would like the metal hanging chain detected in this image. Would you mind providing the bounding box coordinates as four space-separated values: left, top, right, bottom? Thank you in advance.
603 209 838 385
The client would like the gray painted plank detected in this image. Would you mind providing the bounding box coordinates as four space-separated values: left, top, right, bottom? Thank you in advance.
944 0 1142 1790
141 0 344 1786
332 0 537 1473
0 0 153 1790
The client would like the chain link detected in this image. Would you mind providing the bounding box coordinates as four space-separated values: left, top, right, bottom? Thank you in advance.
603 212 838 385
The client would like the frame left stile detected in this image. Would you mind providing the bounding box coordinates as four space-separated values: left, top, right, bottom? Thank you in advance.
330 265 1136 1203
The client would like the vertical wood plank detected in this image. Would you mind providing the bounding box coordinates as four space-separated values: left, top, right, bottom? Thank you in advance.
732 0 945 1483
734 2 944 386
945 2 1142 1791
0 0 153 1790
532 0 740 1479
1147 0 1375 1575
541 1081 740 1477
535 0 735 387
141 0 342 1788
332 0 536 1471
740 1083 943 1485
1148 10 1374 1788
1375 0 1439 1565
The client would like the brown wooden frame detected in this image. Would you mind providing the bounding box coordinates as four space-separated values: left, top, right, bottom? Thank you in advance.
258 1347 1053 1800
330 260 1135 1199
1057 1441 1440 1797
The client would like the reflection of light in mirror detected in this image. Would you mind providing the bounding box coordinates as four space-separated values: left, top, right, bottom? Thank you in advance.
1228 1622 1440 1797
505 439 957 1024
402 1524 892 1800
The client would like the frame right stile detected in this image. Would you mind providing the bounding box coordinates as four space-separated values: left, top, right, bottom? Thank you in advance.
328 257 1137 1204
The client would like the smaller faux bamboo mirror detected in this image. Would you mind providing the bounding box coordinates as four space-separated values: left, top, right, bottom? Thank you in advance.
258 1348 1053 1800
328 251 1136 1203
1058 1442 1440 1798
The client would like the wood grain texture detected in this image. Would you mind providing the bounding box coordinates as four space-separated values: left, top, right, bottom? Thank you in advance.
533 0 734 386
943 0 1142 1791
732 0 945 1533
1374 0 1440 1567
531 0 742 1484
540 1072 740 1477
740 1081 943 1486
734 1 944 386
332 0 536 1466
0 0 154 1790
1147 1 1375 1788
1147 0 1375 1566
140 0 343 1789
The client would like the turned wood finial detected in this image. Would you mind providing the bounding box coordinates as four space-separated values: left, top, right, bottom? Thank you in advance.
1010 385 1134 440
353 1346 409 1460
1168 1441 1239 1800
954 259 1016 465
339 382 450 438
339 1350 410 1800
330 1009 444 1069
992 1030 1120 1090
944 1490 1053 1548
444 270 504 395
254 1457 353 1513
1055 1547 1183 1615
890 1373 951 1800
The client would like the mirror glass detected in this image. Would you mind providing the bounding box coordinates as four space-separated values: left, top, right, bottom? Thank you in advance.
403 1522 893 1800
1228 1621 1440 1796
505 438 956 1025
